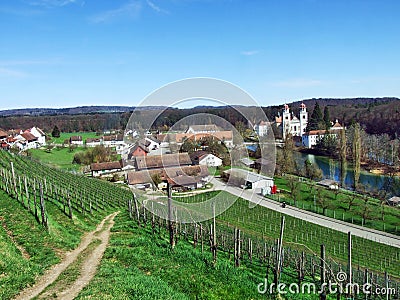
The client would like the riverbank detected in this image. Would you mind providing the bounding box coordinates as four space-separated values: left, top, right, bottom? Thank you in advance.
298 148 400 176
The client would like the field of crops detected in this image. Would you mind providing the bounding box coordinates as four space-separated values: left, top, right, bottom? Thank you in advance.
169 191 400 278
0 149 399 299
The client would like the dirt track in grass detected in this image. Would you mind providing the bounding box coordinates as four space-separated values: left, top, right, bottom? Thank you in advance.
14 212 119 300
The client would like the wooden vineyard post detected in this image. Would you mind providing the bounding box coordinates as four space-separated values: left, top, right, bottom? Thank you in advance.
10 162 18 200
128 198 133 219
24 177 30 211
320 244 326 300
275 216 285 288
133 193 140 226
167 183 175 249
33 181 39 222
248 238 253 262
67 191 73 219
193 223 198 248
347 232 353 298
200 224 204 254
211 201 217 264
234 228 241 267
151 202 155 234
39 183 48 228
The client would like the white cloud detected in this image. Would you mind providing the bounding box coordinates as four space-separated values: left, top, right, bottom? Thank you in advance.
146 0 169 14
89 1 142 24
241 50 260 56
270 78 324 88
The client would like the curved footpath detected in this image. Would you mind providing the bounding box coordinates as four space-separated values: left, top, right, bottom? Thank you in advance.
210 178 400 248
14 212 119 300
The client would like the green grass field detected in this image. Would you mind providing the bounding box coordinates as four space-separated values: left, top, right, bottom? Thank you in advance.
272 176 400 235
48 132 99 144
30 146 88 171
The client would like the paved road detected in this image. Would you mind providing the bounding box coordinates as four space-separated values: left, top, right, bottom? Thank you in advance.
210 178 400 248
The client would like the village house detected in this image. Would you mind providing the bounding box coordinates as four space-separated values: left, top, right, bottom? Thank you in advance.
70 136 83 145
0 130 7 140
387 196 400 207
223 168 275 195
85 138 102 147
186 124 221 134
15 132 39 150
29 127 46 145
90 161 122 177
254 121 269 137
127 165 210 190
145 136 161 151
190 151 223 167
134 153 192 171
128 143 149 159
103 134 126 154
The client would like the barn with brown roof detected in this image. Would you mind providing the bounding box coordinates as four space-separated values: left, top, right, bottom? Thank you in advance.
135 153 192 170
90 161 122 177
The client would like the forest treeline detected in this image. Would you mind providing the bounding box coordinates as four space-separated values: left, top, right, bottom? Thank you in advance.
0 98 399 138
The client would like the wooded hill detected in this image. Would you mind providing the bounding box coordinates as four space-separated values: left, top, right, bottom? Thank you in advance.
0 98 398 138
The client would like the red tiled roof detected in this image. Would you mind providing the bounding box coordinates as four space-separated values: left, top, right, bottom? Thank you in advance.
90 161 122 171
0 130 7 138
127 165 209 185
21 132 38 142
86 138 101 143
305 130 339 136
103 134 124 142
135 153 192 170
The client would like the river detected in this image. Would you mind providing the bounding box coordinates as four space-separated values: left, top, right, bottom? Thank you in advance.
293 151 392 192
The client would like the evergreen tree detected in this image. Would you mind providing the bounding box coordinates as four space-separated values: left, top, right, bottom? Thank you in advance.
323 106 331 130
52 125 60 138
306 102 323 131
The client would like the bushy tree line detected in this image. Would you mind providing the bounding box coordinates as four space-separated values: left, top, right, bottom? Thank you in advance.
72 146 118 165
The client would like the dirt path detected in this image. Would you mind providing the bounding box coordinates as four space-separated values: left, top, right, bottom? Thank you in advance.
14 212 119 300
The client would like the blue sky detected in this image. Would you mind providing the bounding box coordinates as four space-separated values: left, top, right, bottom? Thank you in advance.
0 0 400 109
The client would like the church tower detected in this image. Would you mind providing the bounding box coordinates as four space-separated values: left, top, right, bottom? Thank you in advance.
299 102 308 135
282 104 291 139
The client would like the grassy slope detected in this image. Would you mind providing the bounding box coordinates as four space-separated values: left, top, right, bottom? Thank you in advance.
0 190 111 299
77 212 320 300
30 147 88 171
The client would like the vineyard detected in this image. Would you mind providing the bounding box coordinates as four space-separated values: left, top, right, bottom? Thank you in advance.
0 149 399 299
132 190 400 299
0 150 130 227
0 149 129 299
